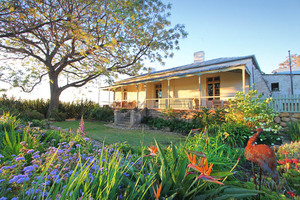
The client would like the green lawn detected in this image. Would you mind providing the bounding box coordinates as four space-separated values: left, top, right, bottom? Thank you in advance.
53 121 185 147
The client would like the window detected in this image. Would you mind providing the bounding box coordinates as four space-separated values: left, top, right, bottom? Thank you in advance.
271 83 279 91
155 84 162 102
207 77 220 100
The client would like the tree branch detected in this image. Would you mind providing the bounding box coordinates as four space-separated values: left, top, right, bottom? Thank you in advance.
0 44 46 63
0 18 65 38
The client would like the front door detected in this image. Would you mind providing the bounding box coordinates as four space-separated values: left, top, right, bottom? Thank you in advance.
207 76 220 100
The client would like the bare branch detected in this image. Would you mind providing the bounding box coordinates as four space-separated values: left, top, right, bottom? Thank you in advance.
0 18 65 38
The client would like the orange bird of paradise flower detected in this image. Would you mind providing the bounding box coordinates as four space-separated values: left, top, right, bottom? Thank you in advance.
186 152 224 185
152 182 162 200
144 145 158 157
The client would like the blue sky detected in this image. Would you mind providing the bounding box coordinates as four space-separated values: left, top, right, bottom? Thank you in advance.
153 0 300 74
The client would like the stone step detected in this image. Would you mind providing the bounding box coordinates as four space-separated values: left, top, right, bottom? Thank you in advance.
115 122 131 127
118 119 130 123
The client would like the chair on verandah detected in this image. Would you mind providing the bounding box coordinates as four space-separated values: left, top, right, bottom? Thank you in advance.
192 98 199 110
131 100 137 108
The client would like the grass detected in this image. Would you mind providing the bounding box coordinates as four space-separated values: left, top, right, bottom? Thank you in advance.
53 120 185 147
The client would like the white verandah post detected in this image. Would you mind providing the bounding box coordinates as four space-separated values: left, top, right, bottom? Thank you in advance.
136 84 139 109
108 87 111 106
242 66 246 94
198 75 202 108
144 83 147 108
121 86 123 108
168 79 170 107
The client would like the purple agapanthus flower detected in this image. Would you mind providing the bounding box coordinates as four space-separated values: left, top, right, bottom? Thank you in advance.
15 156 25 161
27 149 34 154
16 178 25 184
0 154 4 158
9 164 17 169
32 154 39 159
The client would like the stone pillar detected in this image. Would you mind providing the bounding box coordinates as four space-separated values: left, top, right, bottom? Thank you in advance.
114 110 121 125
130 110 142 127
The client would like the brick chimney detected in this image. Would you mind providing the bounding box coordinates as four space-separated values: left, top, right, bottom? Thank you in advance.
194 51 205 63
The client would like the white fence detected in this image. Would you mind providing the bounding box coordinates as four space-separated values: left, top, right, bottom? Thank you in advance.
267 95 300 113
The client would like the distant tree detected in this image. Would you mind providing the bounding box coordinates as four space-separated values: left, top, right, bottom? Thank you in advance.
273 54 300 73
0 0 187 117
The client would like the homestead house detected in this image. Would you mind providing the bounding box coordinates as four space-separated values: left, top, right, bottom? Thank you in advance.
102 52 273 110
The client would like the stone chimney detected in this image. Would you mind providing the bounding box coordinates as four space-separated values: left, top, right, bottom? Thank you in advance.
194 51 205 63
148 67 156 73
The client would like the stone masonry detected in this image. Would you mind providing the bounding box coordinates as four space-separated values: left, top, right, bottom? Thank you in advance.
274 112 300 129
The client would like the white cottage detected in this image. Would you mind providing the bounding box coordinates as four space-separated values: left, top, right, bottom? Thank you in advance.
103 53 273 110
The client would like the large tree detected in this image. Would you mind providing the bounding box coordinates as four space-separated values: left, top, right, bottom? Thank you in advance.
273 54 300 73
0 0 187 116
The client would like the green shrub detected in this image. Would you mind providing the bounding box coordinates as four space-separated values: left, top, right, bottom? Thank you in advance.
168 118 196 133
31 119 49 129
226 90 280 132
277 141 300 160
19 110 45 121
119 107 128 113
219 122 251 148
89 107 114 122
49 109 67 121
192 107 225 127
0 94 100 119
142 116 198 134
287 121 300 142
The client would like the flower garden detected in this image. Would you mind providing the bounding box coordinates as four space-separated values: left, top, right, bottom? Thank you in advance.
0 91 300 200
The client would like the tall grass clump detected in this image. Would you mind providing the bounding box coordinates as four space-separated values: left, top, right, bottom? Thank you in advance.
287 121 300 142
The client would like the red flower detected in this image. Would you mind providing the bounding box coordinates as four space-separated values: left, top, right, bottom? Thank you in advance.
144 145 158 157
277 160 286 165
292 159 298 170
152 182 162 200
287 191 296 197
292 159 298 164
286 159 293 164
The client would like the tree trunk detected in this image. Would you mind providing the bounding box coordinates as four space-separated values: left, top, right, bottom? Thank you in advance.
46 73 62 118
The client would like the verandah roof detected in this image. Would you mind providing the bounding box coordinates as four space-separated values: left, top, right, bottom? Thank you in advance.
103 55 258 89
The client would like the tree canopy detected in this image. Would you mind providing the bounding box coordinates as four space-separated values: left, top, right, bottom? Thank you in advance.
0 0 187 116
273 53 300 73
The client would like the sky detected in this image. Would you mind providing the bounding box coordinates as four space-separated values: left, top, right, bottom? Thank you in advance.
153 0 300 74
1 0 300 102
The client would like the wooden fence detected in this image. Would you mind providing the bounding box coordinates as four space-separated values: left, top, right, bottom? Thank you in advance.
266 95 300 113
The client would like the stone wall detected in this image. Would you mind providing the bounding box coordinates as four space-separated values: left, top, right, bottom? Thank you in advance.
274 112 300 129
253 66 271 95
147 109 202 122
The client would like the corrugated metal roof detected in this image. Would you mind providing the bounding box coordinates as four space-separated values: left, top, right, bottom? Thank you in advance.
116 63 243 86
107 55 259 87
